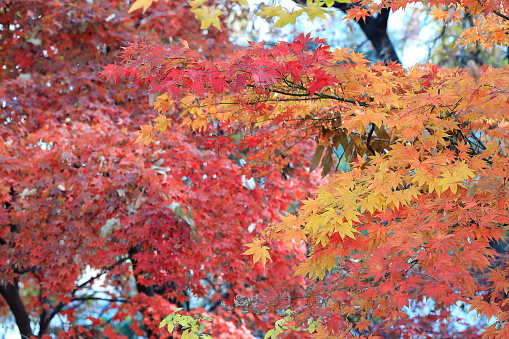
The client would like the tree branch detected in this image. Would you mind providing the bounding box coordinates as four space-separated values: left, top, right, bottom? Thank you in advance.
72 297 127 303
38 257 129 336
494 10 509 22
75 257 129 291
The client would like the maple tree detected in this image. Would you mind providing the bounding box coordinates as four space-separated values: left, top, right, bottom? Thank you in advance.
0 0 317 338
3 0 509 338
116 0 509 338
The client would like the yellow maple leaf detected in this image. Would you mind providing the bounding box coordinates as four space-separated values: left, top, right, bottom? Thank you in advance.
255 5 285 17
134 124 156 145
293 260 312 277
300 1 330 21
191 5 224 31
411 167 434 188
154 93 175 113
273 10 304 28
359 195 382 214
296 255 337 280
128 0 157 13
281 227 307 244
230 0 248 5
243 238 272 267
188 0 207 9
340 208 360 226
436 161 476 194
152 115 171 133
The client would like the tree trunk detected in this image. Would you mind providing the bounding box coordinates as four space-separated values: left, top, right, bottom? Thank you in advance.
0 280 34 338
128 246 157 339
356 8 400 63
295 1 400 63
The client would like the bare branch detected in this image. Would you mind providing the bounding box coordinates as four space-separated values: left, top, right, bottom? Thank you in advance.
494 10 509 22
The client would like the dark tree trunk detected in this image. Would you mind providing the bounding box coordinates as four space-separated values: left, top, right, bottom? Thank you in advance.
0 280 34 338
355 8 400 63
0 188 34 338
295 1 400 63
128 246 157 339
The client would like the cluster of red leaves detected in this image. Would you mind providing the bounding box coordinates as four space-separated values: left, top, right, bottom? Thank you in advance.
0 0 318 337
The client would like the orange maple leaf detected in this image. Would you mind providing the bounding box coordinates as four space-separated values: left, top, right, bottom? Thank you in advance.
243 238 272 267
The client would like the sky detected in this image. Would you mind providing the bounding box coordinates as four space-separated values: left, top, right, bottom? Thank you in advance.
243 0 432 67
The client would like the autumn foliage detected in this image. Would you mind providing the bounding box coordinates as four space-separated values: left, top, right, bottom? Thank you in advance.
0 0 314 338
2 0 509 338
118 0 509 337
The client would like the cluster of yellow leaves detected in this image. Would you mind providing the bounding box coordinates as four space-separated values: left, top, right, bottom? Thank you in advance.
459 13 509 50
134 94 174 144
255 0 336 28
238 58 509 281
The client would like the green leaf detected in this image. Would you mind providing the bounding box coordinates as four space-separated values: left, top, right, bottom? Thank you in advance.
178 318 190 326
264 329 275 339
308 322 316 333
167 322 175 333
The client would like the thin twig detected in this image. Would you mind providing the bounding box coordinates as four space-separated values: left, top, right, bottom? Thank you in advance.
74 257 129 291
72 297 127 303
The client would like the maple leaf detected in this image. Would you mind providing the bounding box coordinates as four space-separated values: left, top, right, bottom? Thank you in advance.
345 7 370 22
188 0 207 8
101 64 120 83
153 93 175 113
152 115 171 133
273 10 305 28
134 124 156 145
243 238 273 267
300 1 331 22
128 0 157 13
255 5 285 17
191 5 224 31
252 67 280 86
